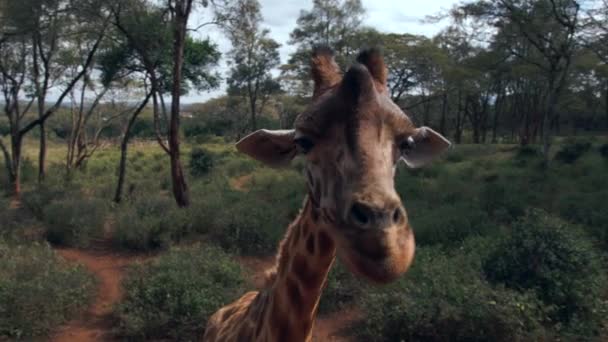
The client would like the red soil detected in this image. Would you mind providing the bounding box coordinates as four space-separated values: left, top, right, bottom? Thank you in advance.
49 245 151 342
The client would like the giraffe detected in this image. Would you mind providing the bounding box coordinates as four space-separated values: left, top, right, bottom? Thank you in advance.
203 46 451 342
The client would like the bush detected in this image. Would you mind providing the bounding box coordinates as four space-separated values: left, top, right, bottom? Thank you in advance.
21 185 68 219
43 196 108 247
113 196 194 251
556 191 608 247
116 245 243 340
358 248 545 342
599 143 608 159
0 241 95 339
410 201 490 247
555 140 592 164
483 209 606 335
189 147 214 176
318 261 363 314
206 169 304 255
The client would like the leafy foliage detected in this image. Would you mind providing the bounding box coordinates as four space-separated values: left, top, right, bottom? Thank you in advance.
0 241 95 339
484 209 606 335
359 248 545 342
555 139 592 164
116 245 243 340
189 147 214 176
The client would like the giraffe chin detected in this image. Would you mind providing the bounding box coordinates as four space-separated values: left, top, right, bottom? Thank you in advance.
338 224 416 284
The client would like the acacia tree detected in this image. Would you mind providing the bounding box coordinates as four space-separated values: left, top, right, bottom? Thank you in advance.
0 0 107 195
221 0 281 132
458 0 582 164
107 0 219 204
283 0 365 94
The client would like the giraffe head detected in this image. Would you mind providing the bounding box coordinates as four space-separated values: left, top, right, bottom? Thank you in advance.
237 47 450 283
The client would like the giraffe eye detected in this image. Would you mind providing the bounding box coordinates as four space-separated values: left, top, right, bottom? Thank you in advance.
295 137 315 154
399 136 415 155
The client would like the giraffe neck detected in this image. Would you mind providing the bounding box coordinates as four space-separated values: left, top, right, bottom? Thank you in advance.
262 197 337 341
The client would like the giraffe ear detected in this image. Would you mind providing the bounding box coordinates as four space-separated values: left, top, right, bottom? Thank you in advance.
236 129 297 168
401 127 451 168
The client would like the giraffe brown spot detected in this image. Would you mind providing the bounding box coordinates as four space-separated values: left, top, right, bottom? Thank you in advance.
306 234 315 254
222 306 238 319
293 254 322 289
313 181 321 203
275 322 289 342
286 276 303 309
337 149 345 162
311 207 320 223
291 225 300 248
255 320 264 339
301 223 308 237
317 231 334 257
236 327 253 342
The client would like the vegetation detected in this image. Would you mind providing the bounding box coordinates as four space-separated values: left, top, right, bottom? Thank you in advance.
116 245 243 340
1 0 607 340
0 241 95 339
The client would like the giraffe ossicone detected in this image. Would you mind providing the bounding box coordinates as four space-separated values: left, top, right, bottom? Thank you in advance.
203 46 451 342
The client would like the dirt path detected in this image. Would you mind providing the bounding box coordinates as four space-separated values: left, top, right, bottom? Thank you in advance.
50 244 151 342
237 255 360 341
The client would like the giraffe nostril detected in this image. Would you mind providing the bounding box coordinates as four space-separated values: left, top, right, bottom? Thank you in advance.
392 208 401 224
350 202 370 226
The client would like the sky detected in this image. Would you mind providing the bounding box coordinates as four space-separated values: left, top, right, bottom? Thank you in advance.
184 0 459 103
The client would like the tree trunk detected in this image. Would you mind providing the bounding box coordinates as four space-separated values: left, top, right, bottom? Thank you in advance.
439 92 448 136
10 134 22 196
114 92 152 203
168 0 193 208
605 80 608 129
454 90 463 144
492 92 501 143
38 122 46 182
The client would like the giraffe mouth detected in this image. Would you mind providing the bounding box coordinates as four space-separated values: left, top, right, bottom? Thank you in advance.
337 223 415 284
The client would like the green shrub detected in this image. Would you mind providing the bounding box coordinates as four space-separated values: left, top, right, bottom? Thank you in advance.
599 143 608 158
21 185 67 219
189 147 214 176
445 148 465 162
205 169 304 255
358 248 545 342
483 209 606 335
556 191 608 247
555 140 592 164
0 241 95 339
410 201 490 247
43 196 108 247
211 199 285 255
318 261 363 314
480 180 527 222
113 196 194 251
116 245 243 340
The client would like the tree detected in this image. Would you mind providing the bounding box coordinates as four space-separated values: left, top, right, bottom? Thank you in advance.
0 0 107 195
457 0 582 164
221 0 281 132
108 0 220 205
283 0 365 94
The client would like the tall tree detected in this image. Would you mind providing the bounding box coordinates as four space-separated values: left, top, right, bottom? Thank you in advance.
457 0 582 164
0 0 107 195
221 0 281 132
283 0 365 94
107 0 219 203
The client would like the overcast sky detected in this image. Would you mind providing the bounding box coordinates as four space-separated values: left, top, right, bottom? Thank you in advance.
185 0 458 103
